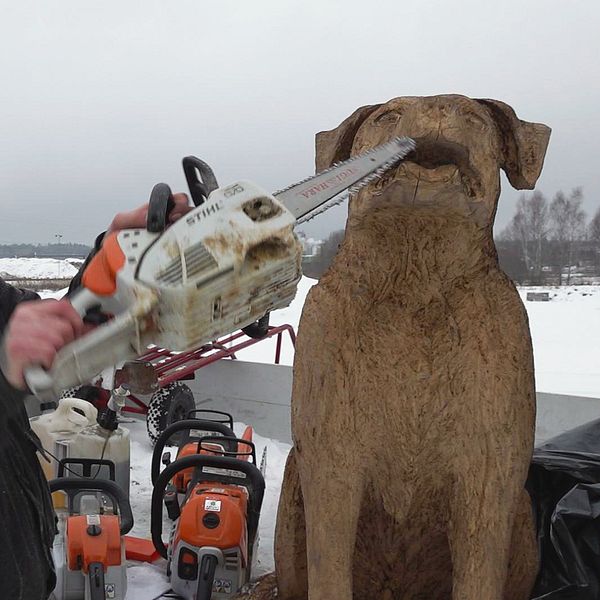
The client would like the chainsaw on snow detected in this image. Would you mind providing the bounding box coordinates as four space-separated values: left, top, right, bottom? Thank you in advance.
25 137 415 399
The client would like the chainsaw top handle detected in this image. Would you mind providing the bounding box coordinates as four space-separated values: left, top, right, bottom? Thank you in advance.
151 418 237 485
195 435 258 465
146 156 219 234
48 477 134 535
151 454 265 559
187 409 234 430
182 156 219 206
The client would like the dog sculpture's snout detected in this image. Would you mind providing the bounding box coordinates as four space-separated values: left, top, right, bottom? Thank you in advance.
407 138 470 171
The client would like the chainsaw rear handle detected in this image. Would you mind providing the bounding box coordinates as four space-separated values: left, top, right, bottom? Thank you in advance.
49 477 134 535
241 312 270 339
151 454 265 559
151 418 237 485
148 157 218 228
23 287 124 399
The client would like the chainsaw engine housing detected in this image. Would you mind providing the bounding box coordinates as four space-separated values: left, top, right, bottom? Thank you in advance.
169 484 250 599
136 180 302 351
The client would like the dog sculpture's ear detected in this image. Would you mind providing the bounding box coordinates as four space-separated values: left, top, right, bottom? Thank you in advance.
315 104 382 172
476 99 551 190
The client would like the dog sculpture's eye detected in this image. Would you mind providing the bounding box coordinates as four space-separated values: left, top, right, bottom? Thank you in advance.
374 110 402 126
464 113 488 131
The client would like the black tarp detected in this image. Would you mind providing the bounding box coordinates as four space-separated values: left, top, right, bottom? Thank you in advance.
528 418 600 599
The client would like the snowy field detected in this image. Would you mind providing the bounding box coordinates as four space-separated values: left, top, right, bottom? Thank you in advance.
6 258 600 598
227 281 600 400
516 285 600 398
0 257 80 280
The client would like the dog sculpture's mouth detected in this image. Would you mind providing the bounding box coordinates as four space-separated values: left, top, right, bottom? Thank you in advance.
392 138 483 199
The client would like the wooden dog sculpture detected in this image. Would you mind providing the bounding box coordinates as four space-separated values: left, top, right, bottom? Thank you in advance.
273 95 550 600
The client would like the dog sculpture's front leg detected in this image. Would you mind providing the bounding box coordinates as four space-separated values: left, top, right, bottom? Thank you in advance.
448 440 531 600
275 449 308 600
299 448 364 600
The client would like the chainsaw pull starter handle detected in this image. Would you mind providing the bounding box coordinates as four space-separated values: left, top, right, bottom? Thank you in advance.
146 183 176 233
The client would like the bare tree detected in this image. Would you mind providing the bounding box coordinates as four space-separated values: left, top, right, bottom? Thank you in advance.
501 191 549 283
549 188 586 285
589 206 600 242
589 206 600 271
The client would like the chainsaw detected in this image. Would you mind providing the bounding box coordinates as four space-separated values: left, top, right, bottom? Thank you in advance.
25 137 415 399
49 472 134 600
150 411 266 600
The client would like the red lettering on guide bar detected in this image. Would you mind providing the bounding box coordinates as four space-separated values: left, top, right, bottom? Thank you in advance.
297 167 359 199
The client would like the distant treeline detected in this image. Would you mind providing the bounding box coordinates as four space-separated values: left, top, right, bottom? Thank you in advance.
0 243 91 259
303 187 600 286
497 188 600 285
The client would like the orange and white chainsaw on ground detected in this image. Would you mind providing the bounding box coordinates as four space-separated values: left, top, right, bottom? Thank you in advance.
150 410 266 600
48 474 134 600
25 138 415 400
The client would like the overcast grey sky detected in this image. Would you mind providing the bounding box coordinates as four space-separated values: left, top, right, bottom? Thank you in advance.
0 0 598 244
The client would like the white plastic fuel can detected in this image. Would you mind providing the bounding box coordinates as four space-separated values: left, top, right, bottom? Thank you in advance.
29 398 98 507
69 422 131 500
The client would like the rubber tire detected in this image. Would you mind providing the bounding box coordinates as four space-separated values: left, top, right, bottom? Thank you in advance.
146 382 196 445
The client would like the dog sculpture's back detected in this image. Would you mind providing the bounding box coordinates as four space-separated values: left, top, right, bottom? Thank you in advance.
274 95 551 600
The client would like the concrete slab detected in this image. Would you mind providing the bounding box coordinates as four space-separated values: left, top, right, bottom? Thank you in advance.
186 361 600 447
188 359 293 444
25 358 600 449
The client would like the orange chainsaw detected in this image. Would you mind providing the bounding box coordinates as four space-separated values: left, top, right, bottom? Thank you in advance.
150 411 265 600
49 475 133 600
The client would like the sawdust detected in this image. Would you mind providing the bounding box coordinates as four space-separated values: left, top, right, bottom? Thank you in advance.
246 238 293 265
203 232 245 259
243 197 283 222
232 573 279 600
272 95 550 600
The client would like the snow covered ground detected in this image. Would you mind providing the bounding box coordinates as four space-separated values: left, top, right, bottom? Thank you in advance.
229 282 600 399
0 257 80 280
9 258 600 597
516 286 600 398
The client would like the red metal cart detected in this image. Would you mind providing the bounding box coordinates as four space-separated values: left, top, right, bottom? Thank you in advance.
61 324 296 443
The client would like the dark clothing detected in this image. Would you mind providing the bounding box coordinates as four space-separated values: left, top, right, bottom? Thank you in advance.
0 234 104 599
0 281 56 599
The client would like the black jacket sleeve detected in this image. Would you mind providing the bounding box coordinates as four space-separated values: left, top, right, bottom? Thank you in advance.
0 276 43 408
0 279 39 333
0 279 58 597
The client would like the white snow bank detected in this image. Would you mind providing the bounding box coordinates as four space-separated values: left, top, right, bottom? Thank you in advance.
236 277 600 399
517 285 600 398
0 257 79 279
